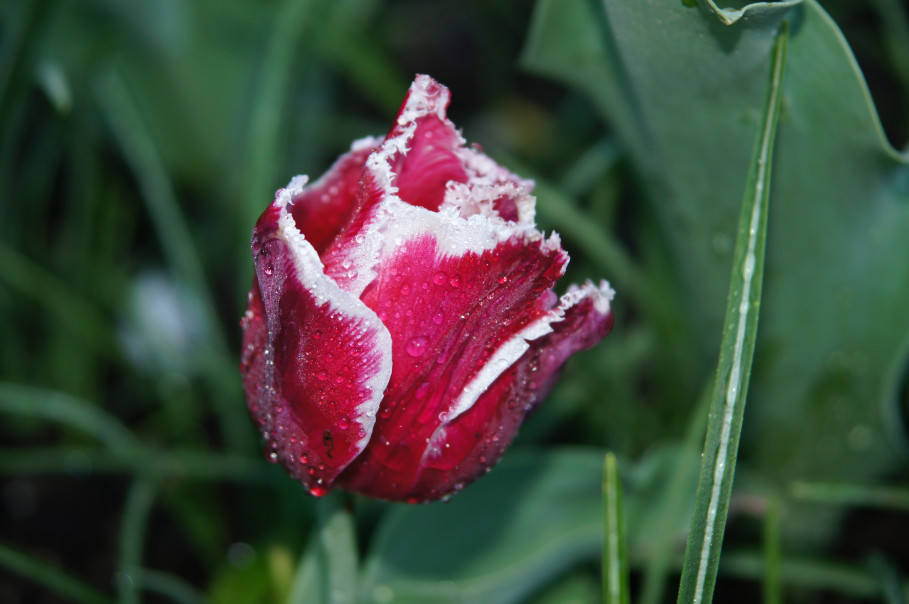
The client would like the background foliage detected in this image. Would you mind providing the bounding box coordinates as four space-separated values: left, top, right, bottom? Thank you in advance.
1 0 907 602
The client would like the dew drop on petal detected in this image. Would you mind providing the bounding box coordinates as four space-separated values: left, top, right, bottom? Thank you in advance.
433 271 447 286
432 310 445 325
338 416 350 430
400 284 412 296
317 371 328 381
498 275 508 284
310 485 328 497
406 336 429 357
449 274 462 288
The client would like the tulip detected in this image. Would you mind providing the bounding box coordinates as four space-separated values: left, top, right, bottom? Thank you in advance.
240 75 614 502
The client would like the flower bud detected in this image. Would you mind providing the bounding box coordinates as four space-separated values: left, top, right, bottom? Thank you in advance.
241 75 614 502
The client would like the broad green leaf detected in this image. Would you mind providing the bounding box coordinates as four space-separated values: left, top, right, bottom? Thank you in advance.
524 0 909 545
360 450 604 604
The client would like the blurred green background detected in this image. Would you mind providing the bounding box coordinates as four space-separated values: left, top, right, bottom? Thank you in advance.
1 0 908 602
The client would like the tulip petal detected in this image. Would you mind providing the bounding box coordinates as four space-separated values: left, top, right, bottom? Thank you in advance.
335 222 581 500
410 280 615 501
243 187 392 495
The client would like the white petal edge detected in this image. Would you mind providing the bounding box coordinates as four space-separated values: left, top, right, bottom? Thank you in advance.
272 181 393 452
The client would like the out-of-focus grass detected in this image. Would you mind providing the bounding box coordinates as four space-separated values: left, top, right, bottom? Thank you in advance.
0 0 907 602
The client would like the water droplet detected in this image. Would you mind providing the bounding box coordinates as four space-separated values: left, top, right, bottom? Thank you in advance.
433 272 447 286
449 274 462 288
497 275 508 284
262 262 274 276
312 329 322 339
406 336 429 357
338 416 351 430
432 309 445 325
317 371 328 381
300 453 310 464
400 284 412 296
267 451 278 462
310 485 328 497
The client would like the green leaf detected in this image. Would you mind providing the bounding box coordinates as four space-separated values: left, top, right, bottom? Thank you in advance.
677 21 788 604
524 0 909 546
360 449 604 604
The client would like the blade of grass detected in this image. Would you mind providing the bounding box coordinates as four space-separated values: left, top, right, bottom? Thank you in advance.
0 383 137 451
0 541 113 604
559 137 622 198
719 550 909 599
241 0 315 240
0 447 277 485
762 495 782 604
132 568 205 604
117 478 157 604
790 481 909 511
676 23 788 604
0 243 118 355
603 452 630 604
639 381 712 604
96 67 251 453
870 554 908 604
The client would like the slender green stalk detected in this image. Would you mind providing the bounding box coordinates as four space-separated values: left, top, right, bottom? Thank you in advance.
790 481 909 511
762 495 782 604
676 24 788 604
602 453 630 604
0 541 112 604
117 478 157 604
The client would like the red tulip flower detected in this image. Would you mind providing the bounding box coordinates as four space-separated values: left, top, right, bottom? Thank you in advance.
241 75 614 502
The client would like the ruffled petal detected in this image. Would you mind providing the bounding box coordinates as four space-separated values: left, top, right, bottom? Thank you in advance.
243 189 392 495
287 140 379 254
408 280 615 501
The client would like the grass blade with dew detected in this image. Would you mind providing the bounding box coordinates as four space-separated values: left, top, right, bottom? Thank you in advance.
676 22 789 604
